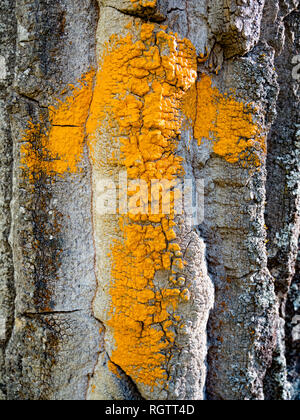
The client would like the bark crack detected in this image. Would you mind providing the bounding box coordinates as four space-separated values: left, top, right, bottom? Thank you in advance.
106 353 145 400
104 5 166 23
22 309 82 317
17 93 48 109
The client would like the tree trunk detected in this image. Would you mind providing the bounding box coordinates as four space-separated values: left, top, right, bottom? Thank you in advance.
0 0 299 400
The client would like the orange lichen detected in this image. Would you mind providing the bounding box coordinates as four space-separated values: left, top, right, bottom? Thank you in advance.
107 360 123 380
130 0 157 9
197 47 209 63
194 74 264 166
87 24 197 389
21 70 94 179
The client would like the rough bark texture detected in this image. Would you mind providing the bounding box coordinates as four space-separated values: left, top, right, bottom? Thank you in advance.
0 0 299 400
1 0 101 400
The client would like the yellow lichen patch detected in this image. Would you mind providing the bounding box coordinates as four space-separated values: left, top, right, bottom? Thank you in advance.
194 74 264 166
107 360 123 380
140 23 155 41
87 25 197 389
130 0 157 9
21 70 94 179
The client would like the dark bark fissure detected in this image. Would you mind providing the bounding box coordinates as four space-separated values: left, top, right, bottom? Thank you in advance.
22 310 82 317
285 241 300 400
105 5 166 23
106 353 145 401
264 8 300 400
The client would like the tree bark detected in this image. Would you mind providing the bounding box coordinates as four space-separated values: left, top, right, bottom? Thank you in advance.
0 0 299 400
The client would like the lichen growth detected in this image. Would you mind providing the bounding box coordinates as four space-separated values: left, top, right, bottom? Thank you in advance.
130 0 157 9
19 16 263 395
86 23 197 389
193 74 264 166
21 70 94 179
